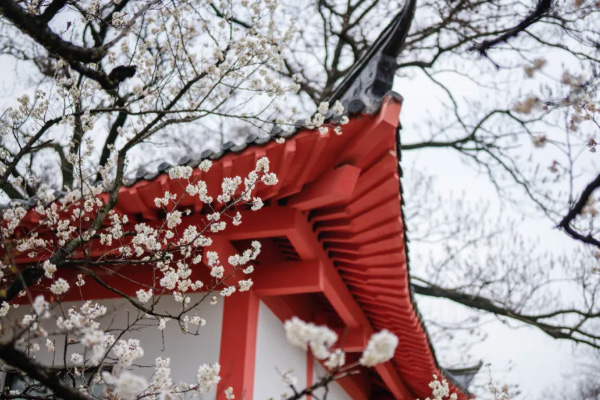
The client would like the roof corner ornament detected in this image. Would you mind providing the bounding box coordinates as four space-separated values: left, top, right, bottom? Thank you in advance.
444 361 484 393
327 0 416 114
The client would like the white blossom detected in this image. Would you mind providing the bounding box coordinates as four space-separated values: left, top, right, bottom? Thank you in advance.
50 278 70 295
238 279 253 292
261 173 278 186
359 329 398 367
0 302 9 317
332 100 344 115
43 260 56 279
324 349 346 369
154 357 173 390
251 197 263 211
284 317 338 359
113 371 148 400
71 353 84 365
32 295 49 318
199 160 212 172
166 211 182 229
158 318 170 331
168 165 193 179
136 289 153 304
220 286 236 297
197 363 221 393
112 338 144 367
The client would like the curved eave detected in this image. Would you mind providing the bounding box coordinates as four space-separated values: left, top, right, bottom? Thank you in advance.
114 96 467 399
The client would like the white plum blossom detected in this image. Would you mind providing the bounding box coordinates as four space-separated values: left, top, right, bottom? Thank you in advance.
211 265 224 279
0 302 9 317
154 357 173 390
332 100 344 115
112 338 144 367
224 387 235 400
136 289 153 304
359 329 398 367
251 197 263 211
22 314 36 328
197 363 221 393
199 160 212 172
284 317 338 360
50 278 70 295
42 260 56 279
255 157 270 172
220 286 236 297
168 166 193 179
160 270 179 290
218 176 242 203
238 279 253 292
158 318 170 331
317 102 329 114
207 212 220 221
427 375 458 400
32 295 49 318
324 348 346 369
261 173 278 186
112 371 148 400
70 353 84 365
166 211 182 229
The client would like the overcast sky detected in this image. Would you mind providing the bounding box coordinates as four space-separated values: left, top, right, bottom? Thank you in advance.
396 68 583 398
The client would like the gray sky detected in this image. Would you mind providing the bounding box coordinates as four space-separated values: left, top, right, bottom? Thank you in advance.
396 67 583 398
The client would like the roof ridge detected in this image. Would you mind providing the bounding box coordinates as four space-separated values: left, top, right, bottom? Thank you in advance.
326 0 416 114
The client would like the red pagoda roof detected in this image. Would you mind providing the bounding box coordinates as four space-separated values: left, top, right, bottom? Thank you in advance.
106 96 468 399
4 99 470 400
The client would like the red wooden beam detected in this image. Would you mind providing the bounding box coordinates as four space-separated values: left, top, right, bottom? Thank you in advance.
334 327 367 352
287 165 361 211
252 261 323 296
224 207 314 259
217 291 260 400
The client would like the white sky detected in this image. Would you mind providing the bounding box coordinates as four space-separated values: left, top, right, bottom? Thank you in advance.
396 70 583 398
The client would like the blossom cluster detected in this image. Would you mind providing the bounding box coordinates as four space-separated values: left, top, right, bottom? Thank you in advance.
0 150 278 398
417 375 458 400
284 317 399 372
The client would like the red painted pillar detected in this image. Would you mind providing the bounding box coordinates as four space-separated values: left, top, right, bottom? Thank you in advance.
217 291 260 400
306 351 314 400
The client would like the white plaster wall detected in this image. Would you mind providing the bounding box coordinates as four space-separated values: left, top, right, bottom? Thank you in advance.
253 301 307 400
1 293 223 398
312 362 353 400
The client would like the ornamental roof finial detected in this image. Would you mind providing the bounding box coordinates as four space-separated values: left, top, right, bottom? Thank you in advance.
327 0 416 114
